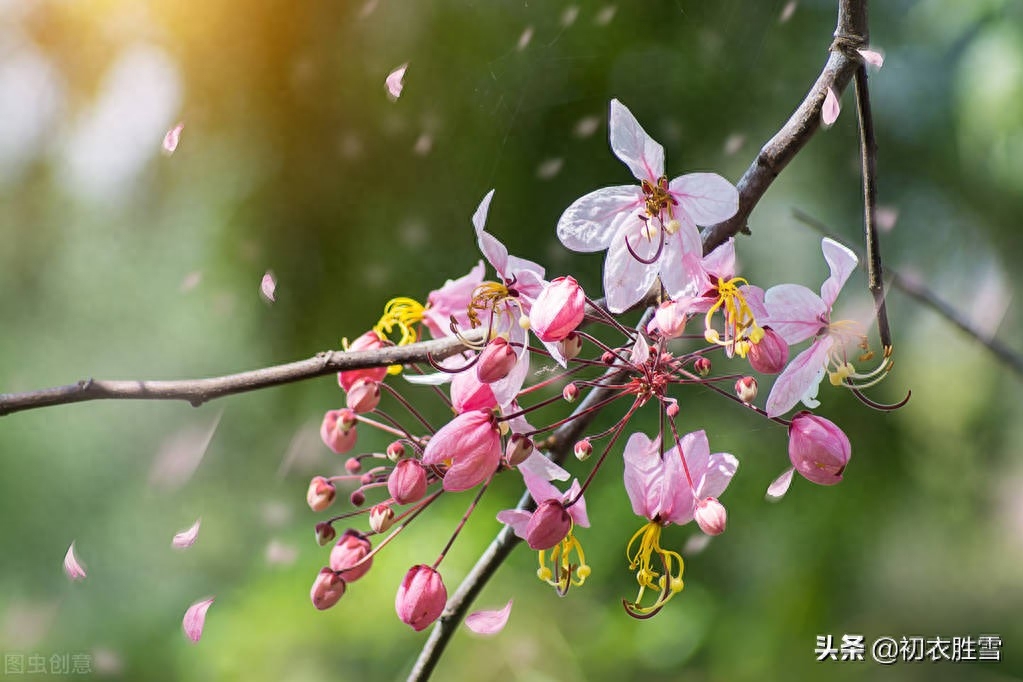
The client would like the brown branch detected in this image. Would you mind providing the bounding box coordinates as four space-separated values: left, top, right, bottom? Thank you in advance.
702 0 869 253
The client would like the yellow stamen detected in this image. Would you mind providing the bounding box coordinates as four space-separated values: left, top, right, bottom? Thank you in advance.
537 530 589 595
623 521 685 616
703 277 762 358
372 297 426 375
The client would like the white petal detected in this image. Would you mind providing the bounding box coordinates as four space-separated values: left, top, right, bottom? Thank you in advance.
668 173 739 226
603 218 659 313
609 99 664 181
556 185 642 253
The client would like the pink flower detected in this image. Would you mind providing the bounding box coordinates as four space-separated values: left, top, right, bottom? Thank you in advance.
556 99 738 312
337 331 389 392
450 368 498 413
529 276 586 342
694 497 727 535
421 261 485 338
307 476 336 512
395 565 447 631
421 409 501 492
496 467 589 550
320 408 358 454
788 412 851 486
763 238 858 417
345 378 380 413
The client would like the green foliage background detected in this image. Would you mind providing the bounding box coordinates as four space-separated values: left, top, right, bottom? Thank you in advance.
1 0 1022 680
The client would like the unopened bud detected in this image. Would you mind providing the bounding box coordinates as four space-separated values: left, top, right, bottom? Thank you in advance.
344 457 362 474
653 298 689 339
735 376 758 403
369 503 396 534
315 522 337 546
788 412 851 486
694 497 727 535
748 327 789 374
320 409 358 454
388 459 428 505
349 490 366 507
562 382 578 402
306 476 336 512
529 276 586 342
505 433 535 467
476 337 517 384
386 441 406 461
601 351 616 365
666 401 679 419
345 378 381 413
330 529 373 582
524 499 572 550
574 438 592 461
310 567 346 610
395 564 447 632
694 357 711 376
559 332 584 361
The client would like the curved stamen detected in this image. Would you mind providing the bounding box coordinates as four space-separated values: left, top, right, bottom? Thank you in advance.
625 221 666 265
852 388 912 411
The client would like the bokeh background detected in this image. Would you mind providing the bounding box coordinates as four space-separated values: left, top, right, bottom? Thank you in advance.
2 0 1022 680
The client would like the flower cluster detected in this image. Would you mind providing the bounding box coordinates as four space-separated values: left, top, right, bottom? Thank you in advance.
303 100 893 632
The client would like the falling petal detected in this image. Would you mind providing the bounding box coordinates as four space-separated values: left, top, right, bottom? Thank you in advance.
385 63 408 101
179 270 202 293
857 48 885 70
821 86 840 126
172 518 201 549
260 271 277 303
561 6 579 26
595 5 616 25
413 133 433 156
264 539 298 566
723 133 745 156
465 600 512 635
875 205 899 232
63 542 87 581
536 157 563 180
90 649 124 676
683 533 712 555
573 115 600 138
517 26 534 51
148 411 222 491
766 467 795 501
779 0 797 23
182 597 215 643
162 122 184 154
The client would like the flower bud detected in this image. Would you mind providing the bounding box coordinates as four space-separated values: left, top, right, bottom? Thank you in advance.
320 409 359 455
694 357 711 376
337 331 389 391
306 476 336 512
653 298 689 339
562 382 578 402
666 400 679 419
369 503 396 534
344 457 362 474
735 376 758 403
386 441 406 461
524 499 572 550
310 567 346 610
329 529 373 582
573 438 592 461
505 433 534 467
345 378 381 413
748 327 789 374
476 337 518 384
395 564 447 632
387 459 428 505
529 276 586 342
788 412 851 485
349 490 366 507
601 351 616 365
315 522 337 546
694 497 727 535
559 332 583 361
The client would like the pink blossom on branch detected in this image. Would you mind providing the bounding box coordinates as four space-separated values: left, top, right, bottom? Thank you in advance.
421 409 502 492
395 565 447 631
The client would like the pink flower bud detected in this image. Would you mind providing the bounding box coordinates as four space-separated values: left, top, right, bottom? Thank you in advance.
505 433 534 467
748 327 789 374
388 459 428 505
562 382 578 402
329 529 373 582
320 409 358 454
369 503 396 534
349 490 366 507
344 457 362 474
476 337 518 384
735 376 758 403
337 331 389 391
559 331 584 361
601 350 616 364
694 357 711 376
574 438 592 461
653 298 689 339
310 567 346 610
345 378 381 413
395 564 447 632
524 499 572 550
306 476 336 512
315 522 336 546
421 409 502 492
529 276 586 342
788 412 851 486
666 401 680 418
695 497 727 535
386 441 406 461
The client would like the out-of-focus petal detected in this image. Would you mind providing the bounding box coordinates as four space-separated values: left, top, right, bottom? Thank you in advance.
765 337 832 418
260 271 276 303
63 542 87 581
668 173 739 226
766 467 795 500
385 63 408 100
819 238 858 308
822 86 840 126
763 284 827 344
608 99 664 181
182 597 215 643
465 600 513 635
172 518 201 549
162 122 184 154
556 185 642 253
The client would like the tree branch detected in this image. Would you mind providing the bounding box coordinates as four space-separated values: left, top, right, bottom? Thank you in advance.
702 0 869 253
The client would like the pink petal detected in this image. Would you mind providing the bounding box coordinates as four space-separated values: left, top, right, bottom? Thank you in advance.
763 284 827 345
608 99 664 181
857 48 884 70
472 190 510 276
622 432 663 519
668 173 739 226
697 452 739 500
172 518 201 549
162 122 184 154
819 237 858 308
385 63 408 101
821 86 840 126
766 467 795 500
603 217 660 313
876 205 899 232
628 333 649 365
556 185 641 253
182 597 215 643
764 338 832 418
260 271 277 303
63 542 87 581
465 600 513 635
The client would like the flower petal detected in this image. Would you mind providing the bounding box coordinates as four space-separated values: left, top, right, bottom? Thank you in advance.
765 337 833 418
259 271 276 303
556 185 643 253
496 509 532 538
465 600 513 635
668 173 739 226
622 432 663 519
603 216 659 313
822 86 840 126
182 597 215 643
564 478 589 528
473 190 509 276
162 122 184 154
658 221 706 299
763 283 827 344
385 63 408 101
172 518 202 549
63 542 87 581
517 451 570 481
819 237 858 308
766 467 795 501
608 99 664 181
857 48 884 70
697 452 739 500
